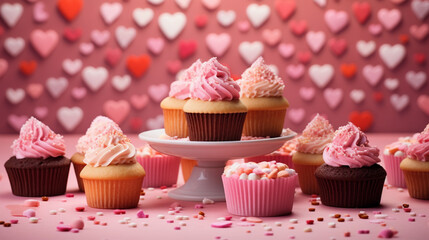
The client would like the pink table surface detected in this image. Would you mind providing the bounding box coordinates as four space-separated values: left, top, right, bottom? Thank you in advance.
0 134 428 240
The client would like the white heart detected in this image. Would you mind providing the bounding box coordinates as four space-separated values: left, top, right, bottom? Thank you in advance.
82 66 108 92
390 94 410 112
112 75 131 92
362 65 384 86
175 0 192 9
158 12 187 40
100 2 123 25
350 89 366 104
91 29 110 46
378 44 406 69
1 3 23 27
313 0 327 8
217 10 236 27
356 40 376 58
384 78 399 91
133 8 154 28
405 71 427 90
6 88 25 104
62 59 82 75
115 26 136 49
4 37 25 57
238 41 264 65
148 0 164 5
57 107 83 132
411 0 429 20
268 64 279 76
246 3 270 28
146 115 164 130
306 31 326 53
309 64 334 89
46 77 68 99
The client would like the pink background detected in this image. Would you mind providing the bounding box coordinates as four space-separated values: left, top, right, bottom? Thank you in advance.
1 0 428 134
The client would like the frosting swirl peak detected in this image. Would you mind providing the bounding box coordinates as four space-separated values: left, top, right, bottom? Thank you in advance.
296 114 334 154
406 124 429 162
169 59 202 100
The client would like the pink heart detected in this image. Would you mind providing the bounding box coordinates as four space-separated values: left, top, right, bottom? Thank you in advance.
8 115 28 132
130 94 149 110
306 31 325 53
146 115 164 130
111 75 131 92
206 33 231 57
411 0 429 21
278 43 295 59
405 71 427 90
46 77 68 98
147 37 165 55
103 100 130 125
390 94 409 112
148 84 169 102
410 24 428 41
324 10 349 33
262 29 281 46
417 95 429 116
286 64 305 80
237 20 250 32
71 87 87 100
362 65 383 86
323 88 343 109
26 83 44 99
167 60 182 75
202 0 221 10
100 2 123 25
30 29 59 58
80 42 94 55
299 87 315 101
105 48 122 66
62 59 82 75
378 8 402 31
368 23 382 36
287 108 305 124
34 106 48 119
57 107 83 132
328 38 347 56
91 30 110 46
33 2 49 22
0 59 8 78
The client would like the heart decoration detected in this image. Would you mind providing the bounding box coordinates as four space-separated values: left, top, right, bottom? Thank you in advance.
323 88 343 109
19 60 37 76
33 2 49 23
268 64 279 76
46 77 68 99
299 87 315 101
148 84 169 102
0 59 8 78
126 54 151 78
148 0 164 5
411 0 429 20
57 0 83 21
340 63 357 78
313 0 327 8
350 89 365 104
30 29 59 58
105 48 122 67
309 64 334 89
289 20 307 36
378 44 406 69
405 71 427 90
158 12 187 40
262 29 282 46
91 30 110 47
373 92 384 102
306 31 326 53
201 0 220 10
115 26 136 49
147 37 165 56
356 40 376 58
278 43 295 59
63 27 82 42
146 115 164 130
4 37 25 57
26 83 44 99
130 94 149 110
390 94 410 112
82 66 108 92
286 64 305 80
417 95 429 116
195 14 208 28
217 10 236 27
362 65 383 86
129 117 143 132
167 60 182 75
179 40 197 59
324 10 349 33
237 20 250 32
275 0 296 20
352 2 371 24
368 23 382 36
297 51 312 64
57 106 83 132
206 33 231 57
287 108 305 124
71 87 87 100
79 42 94 56
8 115 28 132
238 41 264 65
62 59 82 75
246 3 271 28
176 0 191 10
6 88 25 104
1 3 23 27
112 75 131 92
328 38 347 57
133 8 154 28
34 106 48 119
103 100 130 125
399 34 409 44
377 8 402 31
100 2 123 25
410 24 429 40
384 78 399 91
349 111 373 131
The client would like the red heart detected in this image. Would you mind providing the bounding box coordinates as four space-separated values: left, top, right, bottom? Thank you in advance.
126 54 151 77
26 83 44 99
414 53 426 65
289 20 307 36
195 15 208 28
328 38 347 57
352 2 371 24
63 27 82 42
297 51 311 64
105 48 122 67
19 60 37 76
349 111 374 132
399 34 409 44
373 92 384 102
178 40 197 60
275 0 296 20
340 63 357 78
167 60 182 75
57 0 83 21
130 117 143 132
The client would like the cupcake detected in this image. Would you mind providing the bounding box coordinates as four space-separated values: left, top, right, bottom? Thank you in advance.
80 132 145 209
5 117 70 197
183 57 247 141
222 161 297 216
161 60 202 138
400 124 429 200
315 123 386 208
292 114 334 195
136 144 181 188
244 138 297 167
237 57 289 137
71 116 122 192
382 135 417 188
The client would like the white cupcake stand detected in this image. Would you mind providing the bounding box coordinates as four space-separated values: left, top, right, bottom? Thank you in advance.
139 129 297 201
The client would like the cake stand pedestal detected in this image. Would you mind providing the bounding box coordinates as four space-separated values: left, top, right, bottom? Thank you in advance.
139 129 296 201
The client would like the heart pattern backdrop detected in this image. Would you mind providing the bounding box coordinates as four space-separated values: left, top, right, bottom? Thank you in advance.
1 0 428 134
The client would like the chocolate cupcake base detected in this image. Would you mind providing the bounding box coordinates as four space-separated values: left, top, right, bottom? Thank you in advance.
315 164 386 208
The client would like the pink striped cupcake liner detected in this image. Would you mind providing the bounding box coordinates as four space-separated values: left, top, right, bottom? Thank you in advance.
136 155 181 188
383 154 406 188
222 174 297 217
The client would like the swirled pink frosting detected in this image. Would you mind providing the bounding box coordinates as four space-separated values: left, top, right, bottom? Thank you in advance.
323 122 380 168
169 60 203 100
189 57 240 101
76 116 123 154
237 57 285 98
12 117 65 159
406 124 429 162
296 114 334 154
84 134 136 167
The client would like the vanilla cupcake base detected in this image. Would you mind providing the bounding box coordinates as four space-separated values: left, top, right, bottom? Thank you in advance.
400 158 429 200
292 152 324 195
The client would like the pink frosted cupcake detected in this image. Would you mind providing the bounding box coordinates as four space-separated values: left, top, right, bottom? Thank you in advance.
222 161 297 216
136 144 181 188
244 138 297 167
382 135 417 188
71 116 122 191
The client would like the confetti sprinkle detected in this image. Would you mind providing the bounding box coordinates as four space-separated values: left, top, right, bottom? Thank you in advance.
375 214 387 219
24 199 40 207
3 223 11 227
57 224 72 232
358 230 370 234
317 218 324 222
289 219 298 224
157 214 165 219
358 213 368 219
128 222 137 228
87 216 96 221
309 208 315 212
275 222 282 226
29 217 38 223
75 207 85 212
264 226 272 231
41 196 49 201
96 212 104 216
65 193 74 198
344 232 351 237
338 218 345 222
265 232 274 236
174 226 181 230
404 208 411 213
378 229 396 238
203 198 215 204
247 217 263 223
304 227 312 232
71 219 84 230
195 204 204 209
49 210 57 215
137 210 148 218
58 208 66 213
328 222 336 228
23 209 36 218
408 218 415 222
211 221 232 228
306 220 314 225
10 219 18 224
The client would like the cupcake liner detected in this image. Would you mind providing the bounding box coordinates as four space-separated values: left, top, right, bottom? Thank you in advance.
181 158 198 182
82 178 143 209
383 154 406 188
186 112 246 141
244 155 294 168
402 170 429 200
5 163 70 197
293 162 320 195
242 109 286 137
136 155 180 188
222 175 297 217
72 162 86 192
163 108 188 138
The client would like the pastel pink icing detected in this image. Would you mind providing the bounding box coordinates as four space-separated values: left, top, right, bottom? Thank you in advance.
296 114 334 154
76 116 123 154
84 133 136 167
190 57 240 101
169 60 203 100
12 117 65 159
237 57 285 98
323 123 380 168
406 124 429 162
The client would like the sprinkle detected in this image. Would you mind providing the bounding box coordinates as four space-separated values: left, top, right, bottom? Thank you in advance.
328 222 336 228
304 227 312 232
94 220 100 225
113 209 125 215
65 193 74 198
96 212 104 216
345 217 353 221
58 208 66 213
41 196 49 201
217 217 226 221
288 226 294 230
375 214 387 219
289 219 298 224
378 229 396 238
118 220 127 224
156 196 162 199
167 220 174 223
265 232 274 236
359 211 366 214
203 198 215 204
373 211 382 214
403 208 411 212
419 214 426 217
317 218 324 221
306 220 314 225
334 214 341 218
71 219 84 230
24 199 40 207
311 201 320 205
129 222 137 228
358 213 368 219
198 211 205 217
344 232 351 237
123 217 131 222
195 204 204 209
142 222 148 226
225 216 232 221
71 229 79 233
275 222 282 226
137 210 147 218
148 187 154 191
49 210 57 215
101 222 107 226
211 221 232 228
410 212 416 217
57 224 72 232
309 208 315 212
403 203 409 208
264 226 272 231
3 223 11 227
157 215 165 219
10 219 18 224
392 208 400 213
139 196 145 200
75 207 85 212
87 216 96 221
358 230 370 234
175 216 183 220
168 211 175 215
183 216 189 220
0 221 4 224
180 222 186 226
240 217 247 221
338 218 345 222
247 217 263 223
408 218 415 222
397 188 404 192
174 226 181 230
198 215 204 220
23 209 36 218
29 217 38 223
311 194 318 198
